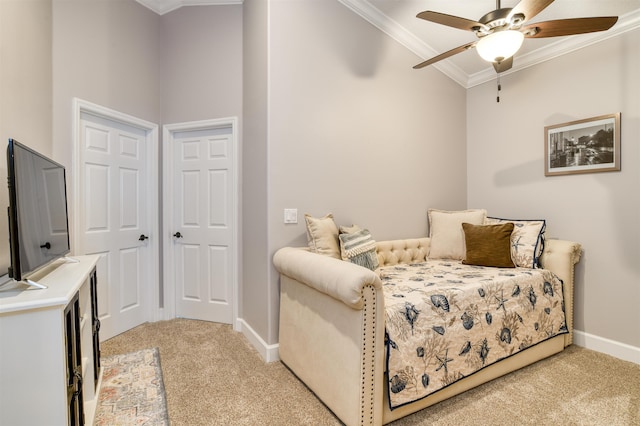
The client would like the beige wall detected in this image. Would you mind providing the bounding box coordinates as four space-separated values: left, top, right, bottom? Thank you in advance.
260 0 468 344
467 28 640 348
52 0 162 168
160 5 242 123
242 0 270 341
0 0 53 274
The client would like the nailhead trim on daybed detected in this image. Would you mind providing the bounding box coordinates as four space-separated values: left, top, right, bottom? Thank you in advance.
540 240 582 346
360 284 377 426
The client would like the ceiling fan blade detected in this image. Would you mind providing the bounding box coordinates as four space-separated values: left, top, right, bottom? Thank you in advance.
508 0 555 23
493 57 513 73
523 17 618 38
417 11 483 32
413 42 477 69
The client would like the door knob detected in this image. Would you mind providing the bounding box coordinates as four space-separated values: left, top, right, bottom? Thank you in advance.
173 232 183 238
139 234 149 241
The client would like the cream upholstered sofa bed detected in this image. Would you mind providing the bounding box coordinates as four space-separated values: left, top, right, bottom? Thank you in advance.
273 211 582 426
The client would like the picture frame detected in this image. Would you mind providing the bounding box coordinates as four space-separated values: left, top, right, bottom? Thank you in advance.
544 113 621 176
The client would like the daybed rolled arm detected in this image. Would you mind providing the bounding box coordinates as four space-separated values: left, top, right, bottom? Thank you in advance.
273 247 381 309
539 239 582 280
274 247 385 426
539 239 582 346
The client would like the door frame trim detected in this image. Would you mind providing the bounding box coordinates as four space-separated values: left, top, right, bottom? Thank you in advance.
72 98 160 324
162 117 240 330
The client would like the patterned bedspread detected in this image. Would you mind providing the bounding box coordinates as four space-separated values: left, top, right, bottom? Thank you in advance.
380 260 567 409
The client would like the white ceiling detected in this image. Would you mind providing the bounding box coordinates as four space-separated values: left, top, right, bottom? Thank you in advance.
135 0 242 15
137 0 640 87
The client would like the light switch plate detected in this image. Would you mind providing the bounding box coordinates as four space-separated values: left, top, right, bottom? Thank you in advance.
284 208 298 224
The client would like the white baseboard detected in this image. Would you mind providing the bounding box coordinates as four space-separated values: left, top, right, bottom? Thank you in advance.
156 316 637 365
236 318 280 363
231 321 639 365
573 330 640 364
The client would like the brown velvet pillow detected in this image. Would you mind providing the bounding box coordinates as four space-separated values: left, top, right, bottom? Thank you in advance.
461 222 515 268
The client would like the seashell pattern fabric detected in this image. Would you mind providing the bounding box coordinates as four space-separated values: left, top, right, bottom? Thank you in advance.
381 260 567 409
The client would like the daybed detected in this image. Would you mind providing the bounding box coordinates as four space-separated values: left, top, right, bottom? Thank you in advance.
273 210 582 426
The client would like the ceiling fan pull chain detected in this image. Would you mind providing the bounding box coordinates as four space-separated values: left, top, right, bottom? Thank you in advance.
496 75 501 103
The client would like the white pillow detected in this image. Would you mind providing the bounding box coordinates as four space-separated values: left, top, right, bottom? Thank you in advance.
428 209 487 260
304 213 341 259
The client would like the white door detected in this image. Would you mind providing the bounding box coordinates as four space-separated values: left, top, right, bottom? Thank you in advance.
163 119 238 325
74 100 159 341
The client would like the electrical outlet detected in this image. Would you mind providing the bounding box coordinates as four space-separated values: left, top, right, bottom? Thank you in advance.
284 208 298 224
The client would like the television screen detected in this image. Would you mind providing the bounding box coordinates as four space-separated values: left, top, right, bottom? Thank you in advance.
6 139 71 282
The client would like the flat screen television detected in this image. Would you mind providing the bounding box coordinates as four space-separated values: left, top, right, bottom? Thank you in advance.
6 138 71 286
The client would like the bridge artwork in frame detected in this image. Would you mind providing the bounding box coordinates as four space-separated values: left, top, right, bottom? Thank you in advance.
544 113 620 176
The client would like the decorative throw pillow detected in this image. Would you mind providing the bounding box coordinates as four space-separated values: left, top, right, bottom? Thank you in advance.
428 209 487 260
462 222 515 268
485 217 546 268
339 229 379 271
304 213 341 259
339 224 362 235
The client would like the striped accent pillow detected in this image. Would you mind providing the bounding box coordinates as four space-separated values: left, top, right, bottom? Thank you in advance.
339 229 379 271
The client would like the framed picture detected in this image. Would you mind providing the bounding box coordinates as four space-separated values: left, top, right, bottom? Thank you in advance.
544 113 621 176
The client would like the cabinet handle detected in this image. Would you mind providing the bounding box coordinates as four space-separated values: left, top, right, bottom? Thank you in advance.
73 368 83 397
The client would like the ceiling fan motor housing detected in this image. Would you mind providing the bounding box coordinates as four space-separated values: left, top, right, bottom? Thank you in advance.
475 8 525 37
480 8 511 26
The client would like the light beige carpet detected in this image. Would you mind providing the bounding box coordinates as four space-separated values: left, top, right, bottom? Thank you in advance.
101 319 640 426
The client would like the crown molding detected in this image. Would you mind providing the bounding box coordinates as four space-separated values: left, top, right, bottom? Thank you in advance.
136 0 242 16
339 0 640 89
137 0 639 85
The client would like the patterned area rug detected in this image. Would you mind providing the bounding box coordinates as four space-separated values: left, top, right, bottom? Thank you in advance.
95 347 169 425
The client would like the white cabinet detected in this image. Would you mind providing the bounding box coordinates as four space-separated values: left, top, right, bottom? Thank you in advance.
0 255 101 425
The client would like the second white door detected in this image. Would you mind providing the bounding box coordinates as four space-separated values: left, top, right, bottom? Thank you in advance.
165 120 237 324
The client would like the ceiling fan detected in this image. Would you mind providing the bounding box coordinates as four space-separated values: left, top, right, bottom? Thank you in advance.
413 0 618 73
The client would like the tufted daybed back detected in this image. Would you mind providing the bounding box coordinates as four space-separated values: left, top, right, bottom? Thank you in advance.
375 238 430 267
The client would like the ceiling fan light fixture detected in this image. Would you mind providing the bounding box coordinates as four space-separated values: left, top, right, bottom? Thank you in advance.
476 30 524 63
